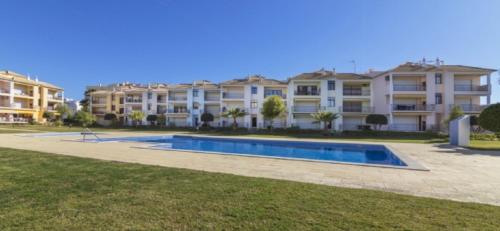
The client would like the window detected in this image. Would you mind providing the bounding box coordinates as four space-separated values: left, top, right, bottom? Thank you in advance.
111 105 116 111
327 97 335 107
328 80 335 91
251 101 258 108
147 103 152 110
157 95 163 102
251 86 258 94
193 89 199 97
193 105 199 109
435 93 442 104
435 73 442 84
147 92 152 100
111 94 115 101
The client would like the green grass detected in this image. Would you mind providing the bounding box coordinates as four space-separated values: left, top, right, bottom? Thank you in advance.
0 147 499 230
0 125 448 144
469 140 500 151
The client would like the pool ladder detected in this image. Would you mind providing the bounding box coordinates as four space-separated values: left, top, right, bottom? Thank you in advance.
81 128 102 142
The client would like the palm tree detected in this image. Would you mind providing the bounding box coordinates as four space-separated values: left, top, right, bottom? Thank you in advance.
311 111 339 132
129 111 145 126
222 108 247 129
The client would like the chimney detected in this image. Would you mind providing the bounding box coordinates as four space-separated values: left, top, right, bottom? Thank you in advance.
332 68 336 75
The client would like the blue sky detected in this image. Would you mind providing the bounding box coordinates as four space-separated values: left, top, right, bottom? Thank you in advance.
0 0 499 101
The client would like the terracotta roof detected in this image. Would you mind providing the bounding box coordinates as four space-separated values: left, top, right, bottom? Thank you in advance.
220 75 286 86
374 62 496 77
0 70 63 90
289 69 371 81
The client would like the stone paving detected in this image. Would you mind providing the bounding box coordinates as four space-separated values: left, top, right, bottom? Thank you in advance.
1 132 499 206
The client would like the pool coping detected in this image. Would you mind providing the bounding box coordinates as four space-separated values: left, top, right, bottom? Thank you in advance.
73 133 428 171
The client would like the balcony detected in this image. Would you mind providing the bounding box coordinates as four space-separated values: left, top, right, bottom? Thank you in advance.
125 98 142 103
221 107 248 113
92 99 107 104
167 108 190 114
392 104 435 112
13 91 33 97
0 88 9 94
264 93 287 99
454 85 489 92
292 106 324 113
340 106 374 113
168 96 188 101
294 90 320 96
222 92 244 99
451 104 488 112
393 85 426 91
343 88 370 96
204 95 220 101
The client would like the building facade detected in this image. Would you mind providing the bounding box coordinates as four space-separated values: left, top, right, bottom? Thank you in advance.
0 70 64 123
88 61 495 131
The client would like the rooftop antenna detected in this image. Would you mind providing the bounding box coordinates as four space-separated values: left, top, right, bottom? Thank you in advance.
350 60 356 73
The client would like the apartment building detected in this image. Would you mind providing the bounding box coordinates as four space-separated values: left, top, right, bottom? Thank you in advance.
372 61 494 131
88 61 495 131
287 70 373 130
0 70 64 123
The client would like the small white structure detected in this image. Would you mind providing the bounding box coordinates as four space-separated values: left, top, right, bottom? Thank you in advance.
449 115 470 147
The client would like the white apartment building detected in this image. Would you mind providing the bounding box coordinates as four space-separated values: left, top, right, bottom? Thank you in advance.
372 61 494 131
88 61 495 132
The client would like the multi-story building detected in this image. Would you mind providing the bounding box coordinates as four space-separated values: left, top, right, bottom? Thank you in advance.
88 60 496 132
287 69 373 130
0 70 64 123
372 61 494 131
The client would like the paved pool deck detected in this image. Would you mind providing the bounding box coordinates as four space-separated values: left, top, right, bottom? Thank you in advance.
1 132 499 206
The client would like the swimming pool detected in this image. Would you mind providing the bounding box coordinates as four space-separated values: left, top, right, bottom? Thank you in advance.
94 135 408 167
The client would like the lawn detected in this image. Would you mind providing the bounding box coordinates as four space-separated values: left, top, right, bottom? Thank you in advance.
0 148 499 230
469 140 500 151
0 124 448 144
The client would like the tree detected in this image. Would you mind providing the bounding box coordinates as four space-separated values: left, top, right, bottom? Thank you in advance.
43 111 55 122
479 103 500 132
222 108 247 129
365 114 388 130
56 103 70 120
311 111 339 132
445 105 464 128
261 95 286 129
146 114 158 126
201 112 214 127
74 111 95 127
157 114 166 127
129 111 145 126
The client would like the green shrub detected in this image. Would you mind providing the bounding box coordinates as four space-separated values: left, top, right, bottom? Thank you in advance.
365 114 388 130
479 103 500 132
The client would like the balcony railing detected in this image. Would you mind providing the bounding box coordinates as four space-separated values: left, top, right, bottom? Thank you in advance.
92 99 107 104
292 106 324 113
167 108 190 113
454 85 489 91
204 95 220 101
168 96 188 101
451 104 487 112
47 95 63 100
392 104 435 111
393 85 426 91
343 88 370 96
13 91 33 97
340 106 374 113
294 90 320 96
221 107 248 113
125 98 142 103
0 117 30 123
264 93 287 99
0 88 10 94
222 92 244 99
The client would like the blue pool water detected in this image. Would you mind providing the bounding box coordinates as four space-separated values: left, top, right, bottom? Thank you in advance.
96 135 407 167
